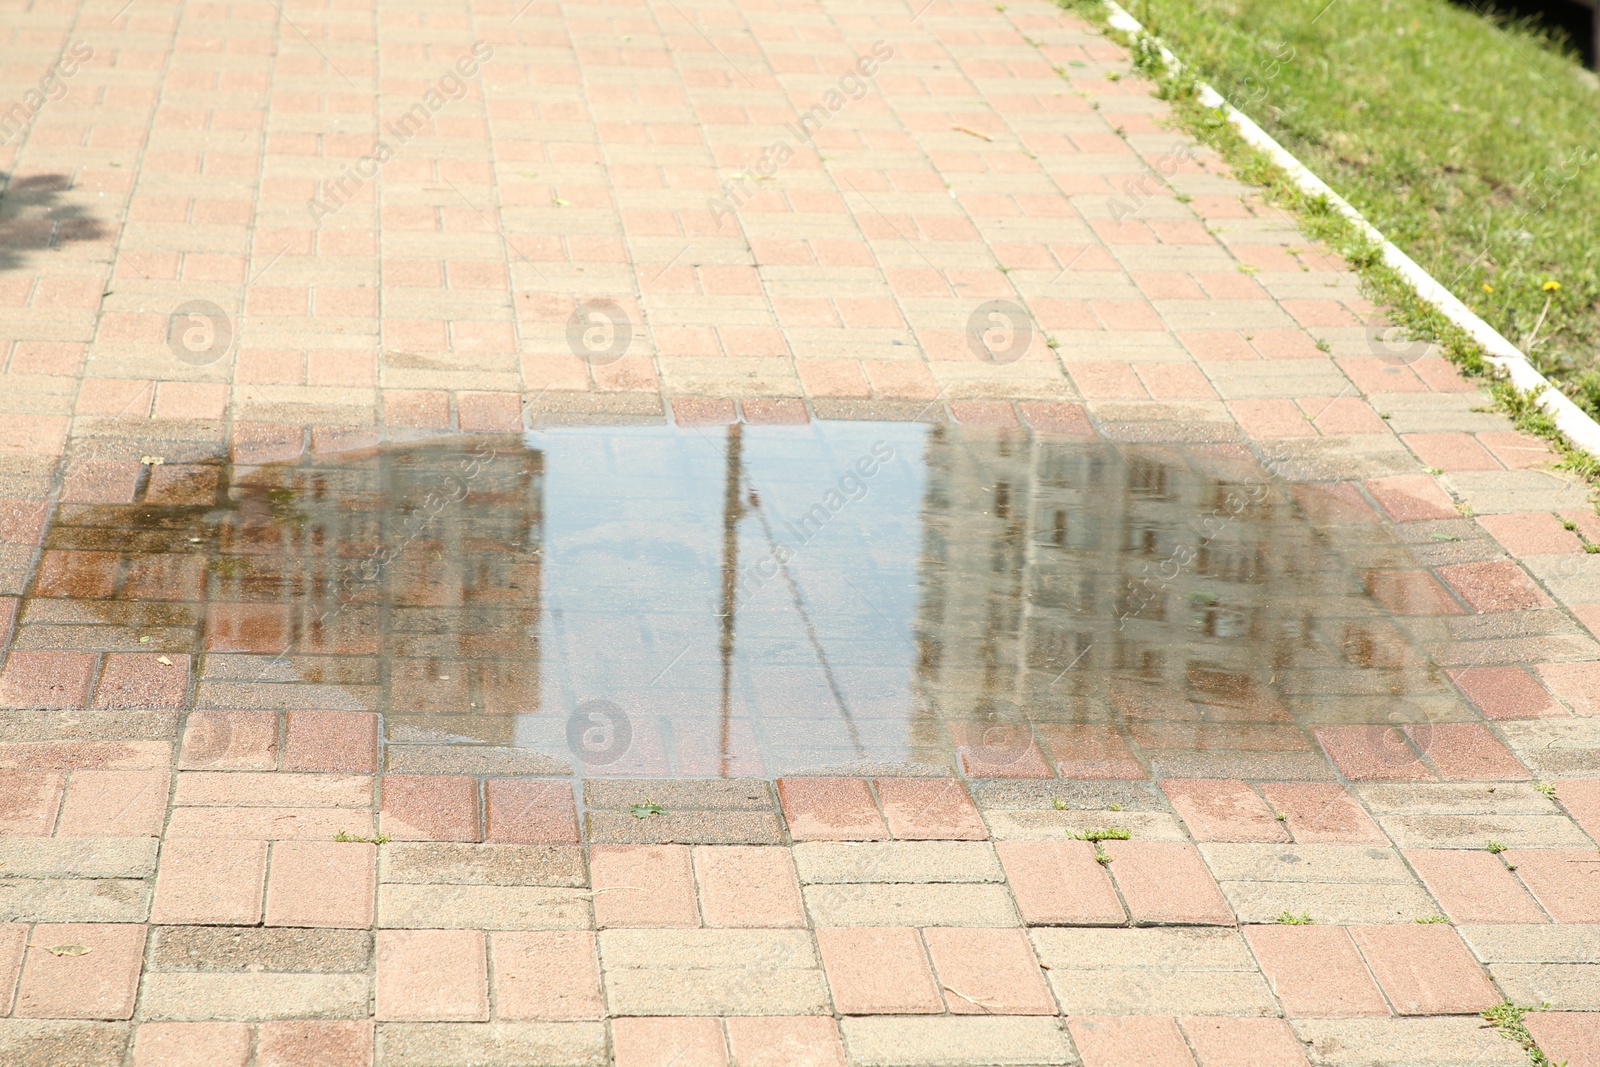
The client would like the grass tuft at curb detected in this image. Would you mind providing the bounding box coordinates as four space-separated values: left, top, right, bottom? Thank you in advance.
1054 0 1600 504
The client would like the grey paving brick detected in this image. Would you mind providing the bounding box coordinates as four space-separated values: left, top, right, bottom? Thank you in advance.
138 973 371 1020
150 927 373 972
379 843 587 887
376 1023 608 1066
840 1016 1078 1066
1292 1018 1525 1066
802 883 1017 926
791 842 1003 884
377 884 591 929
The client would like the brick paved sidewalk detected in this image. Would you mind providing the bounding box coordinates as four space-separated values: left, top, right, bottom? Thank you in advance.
2 0 1600 1064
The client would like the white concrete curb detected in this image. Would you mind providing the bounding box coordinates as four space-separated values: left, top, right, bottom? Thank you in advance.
1100 0 1600 458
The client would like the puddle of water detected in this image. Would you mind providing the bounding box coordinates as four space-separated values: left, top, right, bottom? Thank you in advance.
19 421 1466 777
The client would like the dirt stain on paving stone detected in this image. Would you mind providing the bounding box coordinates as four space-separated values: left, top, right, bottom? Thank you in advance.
13 422 1479 777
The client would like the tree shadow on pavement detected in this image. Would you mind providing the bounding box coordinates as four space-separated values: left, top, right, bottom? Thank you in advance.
0 171 109 273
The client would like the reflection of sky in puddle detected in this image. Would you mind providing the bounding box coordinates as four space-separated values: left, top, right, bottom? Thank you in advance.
524 422 928 775
22 421 1469 778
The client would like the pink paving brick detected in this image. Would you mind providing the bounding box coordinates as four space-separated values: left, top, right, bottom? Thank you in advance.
1102 841 1234 924
612 1017 727 1067
375 929 488 1021
282 710 378 772
1557 779 1600 840
1409 722 1526 780
1243 925 1389 1017
592 844 698 927
1476 512 1584 556
1019 401 1096 438
151 839 268 925
0 649 96 708
1403 849 1548 924
1448 666 1564 719
1257 782 1386 844
15 922 147 1019
1524 1012 1600 1067
1437 560 1552 613
1504 849 1600 921
724 1017 847 1067
1179 1017 1311 1067
132 1022 252 1067
178 713 278 771
1401 432 1501 471
1363 475 1458 522
1069 1016 1197 1067
873 777 986 840
923 927 1055 1014
485 779 580 843
1161 779 1288 842
1036 724 1145 779
255 1021 374 1067
1535 661 1600 716
1349 924 1500 1014
0 770 64 835
947 722 1054 778
379 774 479 841
1314 725 1433 781
56 768 170 836
264 840 375 928
491 931 604 1020
996 840 1125 925
1228 399 1315 439
1301 396 1387 435
94 651 191 709
1363 568 1465 615
816 926 943 1014
693 845 805 928
777 777 888 840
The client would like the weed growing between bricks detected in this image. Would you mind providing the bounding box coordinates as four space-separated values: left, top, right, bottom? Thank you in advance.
1482 1001 1565 1067
1056 0 1600 513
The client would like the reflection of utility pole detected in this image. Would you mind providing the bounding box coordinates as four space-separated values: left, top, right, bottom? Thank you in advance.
717 423 745 778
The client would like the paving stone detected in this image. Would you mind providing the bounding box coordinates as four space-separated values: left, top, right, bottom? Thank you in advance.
1180 1016 1312 1067
151 840 267 926
1348 925 1501 1015
1291 1018 1523 1066
802 882 1018 926
968 807 1190 841
1069 1015 1197 1067
0 877 149 922
924 926 1057 1014
138 973 370 1021
377 883 591 929
725 1017 848 1067
584 810 786 845
1257 783 1387 844
1163 779 1289 842
0 837 157 877
1502 849 1600 921
791 841 1003 884
149 927 373 973
591 844 697 928
693 845 805 928
490 931 603 1021
1031 928 1277 1015
130 1021 252 1067
375 1022 607 1066
838 1016 1076 1066
1243 925 1389 1018
1524 1012 1600 1067
256 1021 375 1067
378 842 587 886
598 928 828 1016
777 778 888 840
264 841 375 929
376 929 488 1022
1102 841 1235 925
15 922 146 1020
610 1017 726 1067
816 926 943 1014
0 1020 130 1067
996 840 1125 925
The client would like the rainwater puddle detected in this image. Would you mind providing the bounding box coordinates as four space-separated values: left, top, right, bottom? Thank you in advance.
24 421 1465 777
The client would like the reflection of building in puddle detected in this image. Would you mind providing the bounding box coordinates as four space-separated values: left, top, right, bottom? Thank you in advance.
911 427 1461 778
26 440 545 747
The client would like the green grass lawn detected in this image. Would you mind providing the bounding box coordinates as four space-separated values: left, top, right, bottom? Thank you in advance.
1086 0 1600 415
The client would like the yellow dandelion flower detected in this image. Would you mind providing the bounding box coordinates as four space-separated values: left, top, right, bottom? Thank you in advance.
1481 283 1493 294
1543 280 1561 292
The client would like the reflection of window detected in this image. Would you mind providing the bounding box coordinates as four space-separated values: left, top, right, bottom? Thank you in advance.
1127 458 1171 500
